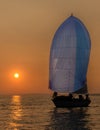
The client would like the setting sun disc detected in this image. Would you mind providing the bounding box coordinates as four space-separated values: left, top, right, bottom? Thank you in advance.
14 73 19 79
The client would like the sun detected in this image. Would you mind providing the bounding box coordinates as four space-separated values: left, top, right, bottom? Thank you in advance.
14 73 19 79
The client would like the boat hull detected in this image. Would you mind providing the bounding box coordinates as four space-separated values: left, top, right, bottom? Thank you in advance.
52 96 91 108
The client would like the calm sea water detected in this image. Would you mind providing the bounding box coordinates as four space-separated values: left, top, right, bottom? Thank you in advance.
0 94 100 130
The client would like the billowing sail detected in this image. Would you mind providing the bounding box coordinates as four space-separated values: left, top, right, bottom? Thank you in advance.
49 15 91 93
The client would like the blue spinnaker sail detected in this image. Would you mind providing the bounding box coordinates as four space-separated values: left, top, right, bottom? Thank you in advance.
49 15 91 93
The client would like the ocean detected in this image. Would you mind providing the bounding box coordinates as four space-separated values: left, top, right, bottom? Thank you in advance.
0 94 100 130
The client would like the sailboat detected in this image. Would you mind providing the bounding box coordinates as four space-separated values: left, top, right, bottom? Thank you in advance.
49 15 91 107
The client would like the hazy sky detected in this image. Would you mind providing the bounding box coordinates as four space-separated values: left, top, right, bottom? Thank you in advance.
0 0 100 94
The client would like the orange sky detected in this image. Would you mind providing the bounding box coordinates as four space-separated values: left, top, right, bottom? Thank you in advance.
0 0 100 94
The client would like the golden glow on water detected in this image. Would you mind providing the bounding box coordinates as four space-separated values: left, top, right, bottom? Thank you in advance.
11 96 22 120
12 95 21 104
9 95 23 129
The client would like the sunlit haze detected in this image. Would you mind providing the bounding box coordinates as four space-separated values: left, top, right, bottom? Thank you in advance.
0 0 100 94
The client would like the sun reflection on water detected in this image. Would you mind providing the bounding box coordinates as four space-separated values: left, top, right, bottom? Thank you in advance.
9 95 23 129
